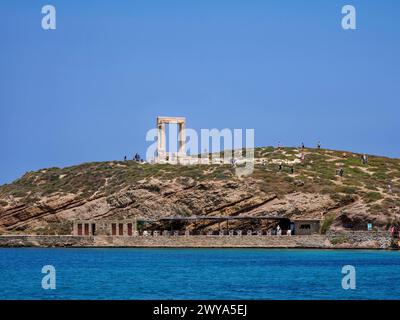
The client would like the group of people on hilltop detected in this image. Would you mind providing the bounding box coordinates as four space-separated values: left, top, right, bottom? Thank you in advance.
123 153 143 162
302 141 321 149
272 140 323 174
277 141 322 150
277 163 295 174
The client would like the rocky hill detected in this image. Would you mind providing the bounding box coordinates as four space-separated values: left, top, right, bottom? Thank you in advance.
0 147 399 235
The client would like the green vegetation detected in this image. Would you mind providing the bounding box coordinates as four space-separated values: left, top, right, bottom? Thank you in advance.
1 147 399 219
250 147 400 216
320 213 336 234
364 192 383 203
330 235 349 245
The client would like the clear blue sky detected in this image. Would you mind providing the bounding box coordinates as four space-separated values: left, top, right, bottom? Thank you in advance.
0 0 399 185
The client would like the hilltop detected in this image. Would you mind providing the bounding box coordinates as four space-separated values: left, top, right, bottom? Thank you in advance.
0 147 399 235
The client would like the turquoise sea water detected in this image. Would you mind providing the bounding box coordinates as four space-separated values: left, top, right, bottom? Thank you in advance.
0 248 399 300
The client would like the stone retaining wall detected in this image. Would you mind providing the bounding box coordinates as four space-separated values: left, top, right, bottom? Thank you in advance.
0 232 393 249
326 231 392 249
0 235 328 248
92 235 330 248
0 235 89 247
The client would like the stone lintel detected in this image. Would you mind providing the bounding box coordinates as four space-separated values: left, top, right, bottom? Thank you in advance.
157 116 186 124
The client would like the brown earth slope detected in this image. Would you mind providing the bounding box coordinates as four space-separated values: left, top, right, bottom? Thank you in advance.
0 147 399 234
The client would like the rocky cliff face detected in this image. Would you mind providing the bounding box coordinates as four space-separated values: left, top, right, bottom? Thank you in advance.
0 147 399 234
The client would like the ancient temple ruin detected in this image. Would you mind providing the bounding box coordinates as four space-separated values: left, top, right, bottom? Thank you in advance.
156 116 186 161
154 116 208 164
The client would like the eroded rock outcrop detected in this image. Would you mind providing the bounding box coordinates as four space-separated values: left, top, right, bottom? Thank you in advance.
1 147 399 234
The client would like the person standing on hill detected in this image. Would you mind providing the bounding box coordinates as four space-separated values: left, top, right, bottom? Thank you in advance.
361 154 369 165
